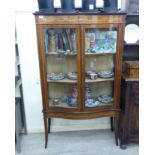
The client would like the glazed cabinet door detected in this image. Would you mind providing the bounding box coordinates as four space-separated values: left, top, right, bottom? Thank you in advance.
37 25 81 112
81 24 122 111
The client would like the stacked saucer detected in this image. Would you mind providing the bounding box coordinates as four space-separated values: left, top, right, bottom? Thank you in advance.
48 73 65 80
97 71 114 78
85 98 100 108
97 95 113 104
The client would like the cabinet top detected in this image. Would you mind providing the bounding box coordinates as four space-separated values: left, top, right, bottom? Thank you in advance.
34 11 126 16
34 12 126 25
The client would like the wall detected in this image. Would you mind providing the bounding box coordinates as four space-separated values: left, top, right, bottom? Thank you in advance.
15 0 110 133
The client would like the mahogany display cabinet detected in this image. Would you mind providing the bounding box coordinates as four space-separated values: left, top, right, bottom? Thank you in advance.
34 12 126 148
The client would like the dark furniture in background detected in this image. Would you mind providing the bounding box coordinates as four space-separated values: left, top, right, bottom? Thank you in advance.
120 10 139 148
120 75 139 149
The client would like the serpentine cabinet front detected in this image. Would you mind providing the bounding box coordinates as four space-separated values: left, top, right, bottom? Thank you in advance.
35 13 125 148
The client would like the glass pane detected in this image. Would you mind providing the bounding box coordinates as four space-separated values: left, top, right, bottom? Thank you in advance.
44 28 78 108
84 28 117 108
85 28 117 54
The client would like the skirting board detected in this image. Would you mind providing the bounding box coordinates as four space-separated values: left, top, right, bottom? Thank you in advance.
28 123 111 133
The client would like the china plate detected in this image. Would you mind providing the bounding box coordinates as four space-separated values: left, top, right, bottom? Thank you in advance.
97 71 114 78
85 99 100 108
98 95 114 104
125 24 139 43
48 73 65 80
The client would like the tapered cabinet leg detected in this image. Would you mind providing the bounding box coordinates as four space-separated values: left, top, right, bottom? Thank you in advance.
44 116 48 148
114 117 119 146
110 117 114 132
48 118 51 133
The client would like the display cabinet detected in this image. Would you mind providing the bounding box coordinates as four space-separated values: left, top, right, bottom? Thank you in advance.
34 12 125 148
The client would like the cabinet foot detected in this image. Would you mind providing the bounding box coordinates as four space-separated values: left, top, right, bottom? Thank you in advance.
48 118 51 133
110 117 114 132
114 117 119 146
44 116 48 148
120 144 127 149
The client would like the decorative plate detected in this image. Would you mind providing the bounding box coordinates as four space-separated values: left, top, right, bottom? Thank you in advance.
48 73 65 80
125 24 139 43
98 95 114 104
57 50 66 54
85 99 100 108
97 71 114 78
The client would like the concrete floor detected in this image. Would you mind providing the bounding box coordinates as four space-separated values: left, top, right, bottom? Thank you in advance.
16 129 139 155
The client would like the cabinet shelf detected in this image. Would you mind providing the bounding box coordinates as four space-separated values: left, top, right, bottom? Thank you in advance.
49 101 75 108
85 52 115 56
47 77 114 84
47 78 77 84
86 77 114 83
46 52 77 56
86 102 113 108
49 101 114 109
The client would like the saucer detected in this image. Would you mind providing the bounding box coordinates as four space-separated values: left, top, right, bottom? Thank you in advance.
98 95 114 104
85 99 100 108
48 73 65 80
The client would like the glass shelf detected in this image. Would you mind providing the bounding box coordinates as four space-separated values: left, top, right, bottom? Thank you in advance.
46 52 77 56
49 100 76 108
86 102 113 108
85 52 116 56
85 77 114 83
47 78 77 84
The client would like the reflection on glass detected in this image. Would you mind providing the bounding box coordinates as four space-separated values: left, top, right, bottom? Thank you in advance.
48 84 78 108
85 82 114 108
85 55 115 82
85 29 117 53
85 28 116 108
45 28 76 54
44 28 78 108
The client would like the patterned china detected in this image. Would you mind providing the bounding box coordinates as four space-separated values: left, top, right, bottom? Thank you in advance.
48 73 65 80
85 98 100 108
86 70 98 80
97 95 113 104
97 71 114 78
52 98 61 105
68 97 77 107
67 72 77 80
